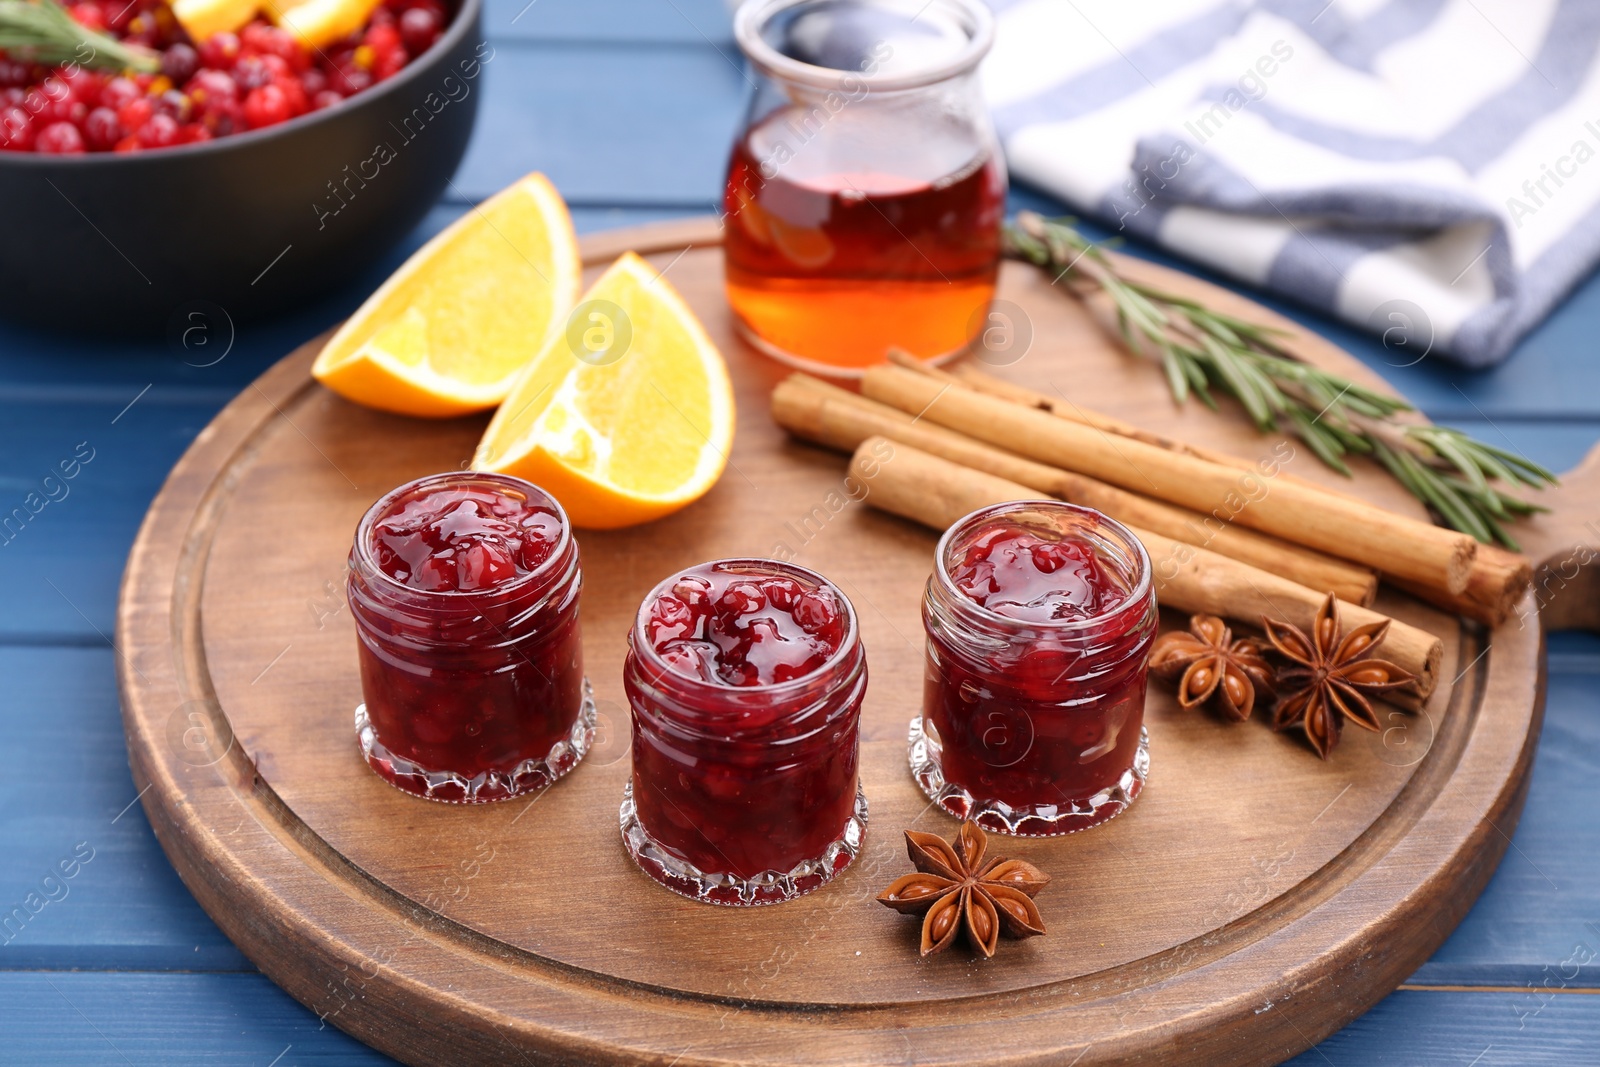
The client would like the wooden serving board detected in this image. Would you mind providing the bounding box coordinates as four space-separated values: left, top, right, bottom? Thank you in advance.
116 218 1600 1066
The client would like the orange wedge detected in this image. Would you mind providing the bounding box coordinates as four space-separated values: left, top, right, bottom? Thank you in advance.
472 251 735 529
172 0 259 41
269 0 383 48
312 173 581 418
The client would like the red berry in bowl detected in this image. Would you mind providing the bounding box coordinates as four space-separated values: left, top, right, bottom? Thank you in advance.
242 83 291 128
185 69 237 107
198 30 241 69
137 111 179 147
161 42 199 84
69 1 107 30
117 96 153 132
273 75 307 115
398 6 440 54
36 121 85 154
311 88 342 109
83 106 122 150
100 76 141 110
0 106 34 151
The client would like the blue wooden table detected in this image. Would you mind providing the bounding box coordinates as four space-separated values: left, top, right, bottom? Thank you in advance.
3 1 1599 1062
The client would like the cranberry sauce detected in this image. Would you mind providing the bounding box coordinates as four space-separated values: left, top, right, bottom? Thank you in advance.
623 560 867 904
917 502 1156 835
347 473 590 803
370 483 563 592
949 525 1129 623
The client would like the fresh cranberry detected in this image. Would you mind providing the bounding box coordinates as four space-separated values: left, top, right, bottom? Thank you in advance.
116 96 153 131
365 21 401 54
0 106 33 151
113 133 140 151
60 66 105 99
36 121 86 154
0 60 30 87
100 76 141 110
398 6 439 54
241 21 309 69
105 0 136 31
329 65 372 95
298 67 326 96
0 88 22 107
136 111 179 147
161 42 199 84
175 122 211 143
242 83 290 128
198 30 241 69
70 1 107 30
199 100 241 135
311 88 342 109
185 69 236 107
273 75 307 115
233 54 286 89
160 90 194 121
83 106 122 149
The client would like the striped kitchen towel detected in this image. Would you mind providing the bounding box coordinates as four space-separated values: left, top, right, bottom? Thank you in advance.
982 0 1600 367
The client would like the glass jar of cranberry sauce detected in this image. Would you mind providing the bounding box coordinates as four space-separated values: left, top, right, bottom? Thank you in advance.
347 472 594 803
911 501 1156 836
621 559 868 906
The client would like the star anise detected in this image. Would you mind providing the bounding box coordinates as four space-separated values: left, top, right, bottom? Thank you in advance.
876 821 1049 957
1150 613 1275 721
1262 593 1416 759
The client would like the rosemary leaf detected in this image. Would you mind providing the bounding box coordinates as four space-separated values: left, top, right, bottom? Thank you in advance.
1005 211 1555 544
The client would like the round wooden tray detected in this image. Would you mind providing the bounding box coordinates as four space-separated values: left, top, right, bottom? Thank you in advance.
117 218 1599 1066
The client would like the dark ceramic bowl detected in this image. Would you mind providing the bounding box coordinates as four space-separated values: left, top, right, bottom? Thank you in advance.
0 0 482 335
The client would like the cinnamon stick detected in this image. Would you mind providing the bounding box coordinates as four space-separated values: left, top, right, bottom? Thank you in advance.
1385 545 1532 629
861 362 1476 598
849 438 1441 704
773 374 1379 606
899 352 1339 494
891 355 1532 627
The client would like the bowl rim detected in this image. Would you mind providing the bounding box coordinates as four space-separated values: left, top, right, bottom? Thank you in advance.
0 0 483 166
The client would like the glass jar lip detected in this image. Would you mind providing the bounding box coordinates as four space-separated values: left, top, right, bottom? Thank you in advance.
629 556 862 697
733 0 995 93
352 471 574 599
933 500 1154 632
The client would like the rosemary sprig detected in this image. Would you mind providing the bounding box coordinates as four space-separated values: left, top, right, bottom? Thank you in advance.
1004 211 1556 549
0 0 160 73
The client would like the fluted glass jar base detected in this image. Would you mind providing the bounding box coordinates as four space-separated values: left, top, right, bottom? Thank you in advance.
619 780 868 906
908 716 1148 836
355 679 597 804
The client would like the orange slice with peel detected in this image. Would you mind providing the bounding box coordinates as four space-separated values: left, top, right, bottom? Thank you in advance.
472 251 735 529
312 173 581 418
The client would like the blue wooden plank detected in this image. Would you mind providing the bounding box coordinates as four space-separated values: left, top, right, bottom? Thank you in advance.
1408 635 1600 989
483 0 734 44
1282 988 1600 1066
0 647 248 972
452 41 747 205
2 974 1599 1066
0 972 395 1065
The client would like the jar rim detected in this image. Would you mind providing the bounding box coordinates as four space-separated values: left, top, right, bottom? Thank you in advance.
352 471 575 599
933 500 1154 633
733 0 995 93
630 557 862 698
